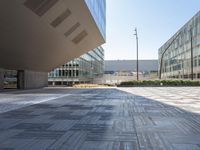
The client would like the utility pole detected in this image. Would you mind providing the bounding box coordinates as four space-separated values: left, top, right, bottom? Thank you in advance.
190 25 194 80
134 28 139 80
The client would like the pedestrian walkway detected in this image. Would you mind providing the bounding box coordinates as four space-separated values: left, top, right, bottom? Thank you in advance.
0 87 200 150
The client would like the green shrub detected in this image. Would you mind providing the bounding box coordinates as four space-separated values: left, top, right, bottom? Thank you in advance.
119 80 200 87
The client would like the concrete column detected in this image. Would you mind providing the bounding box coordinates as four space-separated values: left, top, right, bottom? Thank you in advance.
17 70 25 89
0 68 4 89
17 70 48 89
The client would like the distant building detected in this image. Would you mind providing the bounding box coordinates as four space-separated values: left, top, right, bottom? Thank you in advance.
105 60 158 74
159 11 200 79
48 46 104 86
95 59 158 85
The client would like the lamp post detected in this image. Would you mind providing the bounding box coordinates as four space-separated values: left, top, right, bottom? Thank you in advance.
159 32 182 79
189 25 194 80
134 28 139 80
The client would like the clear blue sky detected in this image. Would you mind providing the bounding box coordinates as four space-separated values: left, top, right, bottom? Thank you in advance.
102 0 200 60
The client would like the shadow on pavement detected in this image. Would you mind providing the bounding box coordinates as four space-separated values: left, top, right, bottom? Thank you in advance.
0 88 199 149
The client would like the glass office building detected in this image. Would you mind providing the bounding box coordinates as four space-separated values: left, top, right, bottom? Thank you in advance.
48 46 104 85
159 11 200 79
85 0 106 39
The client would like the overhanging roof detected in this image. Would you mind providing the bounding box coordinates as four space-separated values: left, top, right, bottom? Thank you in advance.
0 0 105 72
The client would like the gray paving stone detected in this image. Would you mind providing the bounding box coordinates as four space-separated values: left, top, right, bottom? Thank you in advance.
80 141 139 150
12 130 65 140
0 87 200 149
0 139 38 150
10 123 53 130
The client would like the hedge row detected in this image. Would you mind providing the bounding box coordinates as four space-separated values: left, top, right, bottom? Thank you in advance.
119 80 200 86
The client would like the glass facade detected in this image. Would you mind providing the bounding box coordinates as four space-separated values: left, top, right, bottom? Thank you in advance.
159 11 200 79
85 0 106 39
48 46 104 85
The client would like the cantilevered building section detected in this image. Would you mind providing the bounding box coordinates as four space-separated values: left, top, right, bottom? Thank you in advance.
159 11 200 79
0 0 106 89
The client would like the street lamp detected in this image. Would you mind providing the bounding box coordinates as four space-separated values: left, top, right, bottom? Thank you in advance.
189 25 194 80
134 28 139 80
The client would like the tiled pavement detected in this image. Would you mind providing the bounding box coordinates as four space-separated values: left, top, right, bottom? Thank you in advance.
0 87 200 149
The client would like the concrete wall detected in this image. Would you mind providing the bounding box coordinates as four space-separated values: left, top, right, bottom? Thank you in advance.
0 69 4 89
18 70 48 89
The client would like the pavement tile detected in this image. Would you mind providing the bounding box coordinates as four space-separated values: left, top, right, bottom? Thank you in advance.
0 87 200 149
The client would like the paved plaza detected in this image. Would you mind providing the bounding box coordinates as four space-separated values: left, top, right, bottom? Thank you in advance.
0 87 200 149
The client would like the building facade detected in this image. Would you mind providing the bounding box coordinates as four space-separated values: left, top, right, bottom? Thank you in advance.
85 0 106 39
0 0 106 89
48 46 104 86
105 60 158 74
99 60 158 85
159 11 200 79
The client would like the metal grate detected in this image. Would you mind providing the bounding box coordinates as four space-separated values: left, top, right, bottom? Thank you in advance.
64 22 80 37
72 30 88 44
24 0 59 17
51 9 71 27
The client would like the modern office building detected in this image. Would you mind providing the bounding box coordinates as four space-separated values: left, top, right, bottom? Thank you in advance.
159 11 200 79
48 46 104 85
0 0 106 89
